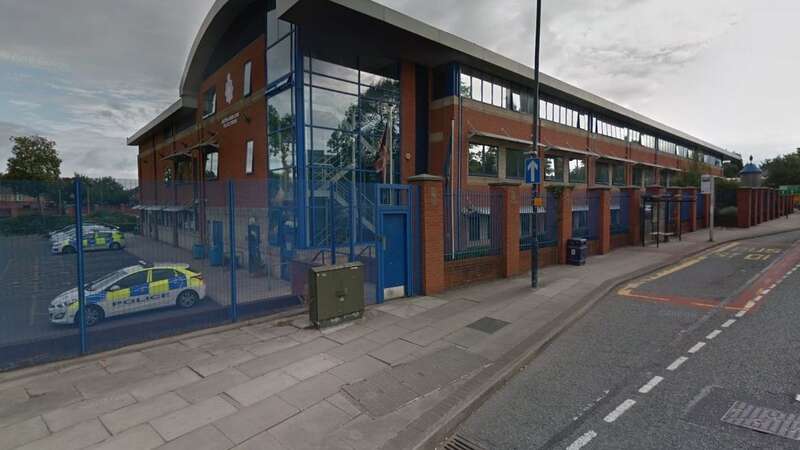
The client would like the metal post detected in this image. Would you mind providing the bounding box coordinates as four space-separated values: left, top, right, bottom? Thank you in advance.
74 180 87 354
530 0 542 288
228 181 238 322
329 181 336 265
709 183 715 242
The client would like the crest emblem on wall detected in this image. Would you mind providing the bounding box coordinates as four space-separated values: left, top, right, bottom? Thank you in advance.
225 73 234 104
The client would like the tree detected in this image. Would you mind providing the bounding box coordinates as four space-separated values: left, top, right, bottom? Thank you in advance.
723 159 743 178
6 136 61 181
4 136 62 214
762 150 800 188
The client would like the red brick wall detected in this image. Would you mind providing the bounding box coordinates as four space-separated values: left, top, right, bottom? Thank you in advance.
444 255 504 289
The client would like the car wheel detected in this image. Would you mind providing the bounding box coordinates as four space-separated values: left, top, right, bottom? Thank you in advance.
62 245 76 254
77 305 104 327
110 242 121 250
177 290 199 309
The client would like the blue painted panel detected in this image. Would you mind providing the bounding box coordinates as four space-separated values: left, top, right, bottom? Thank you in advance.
382 213 407 289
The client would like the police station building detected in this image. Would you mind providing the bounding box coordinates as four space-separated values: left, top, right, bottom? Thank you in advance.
128 0 740 301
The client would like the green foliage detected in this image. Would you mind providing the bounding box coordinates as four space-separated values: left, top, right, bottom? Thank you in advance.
0 210 138 236
5 136 61 182
723 159 743 178
762 150 800 188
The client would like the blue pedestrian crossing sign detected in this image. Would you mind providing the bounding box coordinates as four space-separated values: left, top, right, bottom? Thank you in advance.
525 157 541 184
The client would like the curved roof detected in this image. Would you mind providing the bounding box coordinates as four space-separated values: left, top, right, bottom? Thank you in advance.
180 0 259 96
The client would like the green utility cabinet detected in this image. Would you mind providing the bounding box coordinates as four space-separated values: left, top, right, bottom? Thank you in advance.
308 262 365 328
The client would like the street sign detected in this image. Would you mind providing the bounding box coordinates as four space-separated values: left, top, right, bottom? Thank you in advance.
525 157 541 184
701 175 713 194
533 197 544 207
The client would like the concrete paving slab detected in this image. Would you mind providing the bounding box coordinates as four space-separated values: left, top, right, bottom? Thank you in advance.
100 392 190 435
156 425 234 450
225 370 299 407
326 392 362 418
278 372 345 410
287 328 323 343
363 324 409 344
43 393 135 432
214 395 299 444
323 323 375 344
343 371 419 417
270 400 352 450
98 352 150 374
240 323 277 340
196 330 258 355
444 327 490 348
236 338 339 378
401 325 452 346
328 355 389 384
188 349 255 377
86 424 163 450
0 416 49 450
175 368 250 403
243 336 300 357
149 396 237 441
25 363 108 396
325 336 383 362
231 430 286 450
75 366 153 398
141 343 211 374
283 354 342 380
16 419 109 450
368 339 422 365
129 367 202 401
393 314 435 331
0 385 82 428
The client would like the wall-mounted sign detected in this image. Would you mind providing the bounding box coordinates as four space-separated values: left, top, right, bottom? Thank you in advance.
701 174 713 194
222 112 240 129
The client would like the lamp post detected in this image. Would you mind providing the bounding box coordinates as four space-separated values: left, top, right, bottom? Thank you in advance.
530 0 542 288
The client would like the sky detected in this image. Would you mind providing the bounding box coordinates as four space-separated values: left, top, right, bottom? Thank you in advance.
0 0 798 179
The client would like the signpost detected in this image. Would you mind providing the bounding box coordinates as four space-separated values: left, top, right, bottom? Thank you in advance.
701 174 714 242
530 0 542 289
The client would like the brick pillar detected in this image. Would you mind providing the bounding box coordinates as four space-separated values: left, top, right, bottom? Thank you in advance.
408 175 445 294
701 193 711 228
760 189 767 223
667 187 682 232
489 182 521 278
737 188 752 228
772 190 777 220
557 186 574 264
589 186 611 254
623 187 641 245
752 189 760 224
684 187 698 231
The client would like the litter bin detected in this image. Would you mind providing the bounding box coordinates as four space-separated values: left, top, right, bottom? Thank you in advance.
567 238 588 266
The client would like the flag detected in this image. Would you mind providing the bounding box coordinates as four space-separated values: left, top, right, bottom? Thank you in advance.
373 122 390 183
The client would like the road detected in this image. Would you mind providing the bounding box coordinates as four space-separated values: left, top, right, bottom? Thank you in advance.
457 231 800 449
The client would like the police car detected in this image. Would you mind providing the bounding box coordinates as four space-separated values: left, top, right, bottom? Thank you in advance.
50 223 116 241
48 263 206 326
52 230 126 254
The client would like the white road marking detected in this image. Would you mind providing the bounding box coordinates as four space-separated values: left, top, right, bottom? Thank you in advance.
770 283 777 289
745 301 757 309
706 329 722 340
667 356 689 371
722 319 736 328
604 399 636 423
638 376 664 394
754 295 763 302
688 342 706 354
762 289 771 295
566 430 598 450
796 394 800 403
736 309 747 318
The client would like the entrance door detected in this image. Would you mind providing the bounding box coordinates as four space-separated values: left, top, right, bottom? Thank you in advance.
210 221 224 266
381 212 408 300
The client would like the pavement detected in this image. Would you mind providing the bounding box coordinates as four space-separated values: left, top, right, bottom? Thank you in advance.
0 215 798 450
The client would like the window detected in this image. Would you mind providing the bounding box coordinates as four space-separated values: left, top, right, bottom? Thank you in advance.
205 151 219 180
572 210 589 237
245 140 254 174
243 61 252 97
595 162 610 185
151 269 177 283
612 164 626 186
544 156 564 182
568 158 586 183
505 149 526 179
468 143 498 177
113 271 148 290
203 88 216 117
